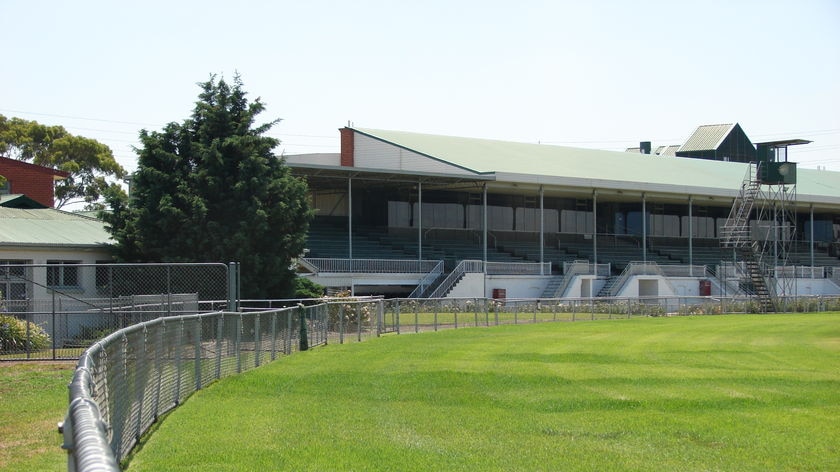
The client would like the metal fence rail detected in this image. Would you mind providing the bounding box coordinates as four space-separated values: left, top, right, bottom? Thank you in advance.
61 295 840 471
61 300 383 471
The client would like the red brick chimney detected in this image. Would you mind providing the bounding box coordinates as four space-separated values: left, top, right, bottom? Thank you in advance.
340 127 354 167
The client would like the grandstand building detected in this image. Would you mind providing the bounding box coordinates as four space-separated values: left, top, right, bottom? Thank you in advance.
285 124 840 302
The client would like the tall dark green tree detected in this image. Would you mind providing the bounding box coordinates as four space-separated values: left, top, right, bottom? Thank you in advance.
105 75 312 298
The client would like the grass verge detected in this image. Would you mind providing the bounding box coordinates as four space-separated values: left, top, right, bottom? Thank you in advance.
125 314 840 471
0 361 75 471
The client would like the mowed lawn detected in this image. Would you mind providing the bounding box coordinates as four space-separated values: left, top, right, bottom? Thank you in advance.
125 313 840 472
0 361 75 471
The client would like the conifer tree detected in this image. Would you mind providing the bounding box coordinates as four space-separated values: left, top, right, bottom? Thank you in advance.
105 75 312 298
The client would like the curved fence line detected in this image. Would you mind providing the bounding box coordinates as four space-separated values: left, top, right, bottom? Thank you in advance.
60 295 840 471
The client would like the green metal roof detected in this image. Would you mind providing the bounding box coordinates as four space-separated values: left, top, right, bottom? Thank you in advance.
353 128 840 204
677 123 737 152
0 207 112 247
0 194 46 209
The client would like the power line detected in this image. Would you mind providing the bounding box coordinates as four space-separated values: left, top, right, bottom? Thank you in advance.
0 108 163 127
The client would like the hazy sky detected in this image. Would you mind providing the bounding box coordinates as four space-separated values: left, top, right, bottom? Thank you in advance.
1 0 838 174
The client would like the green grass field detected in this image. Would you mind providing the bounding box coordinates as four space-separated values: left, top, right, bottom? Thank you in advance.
0 361 75 471
125 314 840 471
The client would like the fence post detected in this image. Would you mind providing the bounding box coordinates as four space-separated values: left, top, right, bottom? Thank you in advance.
134 326 148 442
270 311 278 361
173 320 183 405
357 303 362 342
285 310 292 354
254 313 262 368
414 301 419 333
322 305 328 345
215 314 224 380
377 300 384 337
166 265 172 318
227 262 240 312
474 298 479 327
395 300 401 335
339 304 345 344
51 290 56 360
152 319 165 422
299 304 309 351
194 319 202 391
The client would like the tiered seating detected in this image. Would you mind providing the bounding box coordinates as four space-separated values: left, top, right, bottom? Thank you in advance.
786 243 840 266
651 240 731 267
309 217 840 278
306 219 414 259
307 219 529 266
496 240 579 271
556 234 674 273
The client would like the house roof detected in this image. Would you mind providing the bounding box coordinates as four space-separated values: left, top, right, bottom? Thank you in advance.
0 206 112 247
677 123 737 153
0 156 70 180
350 128 840 205
0 194 46 209
655 145 680 157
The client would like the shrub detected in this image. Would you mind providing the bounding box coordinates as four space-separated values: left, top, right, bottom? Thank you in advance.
0 314 51 352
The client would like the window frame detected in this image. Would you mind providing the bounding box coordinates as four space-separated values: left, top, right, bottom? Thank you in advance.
46 260 82 289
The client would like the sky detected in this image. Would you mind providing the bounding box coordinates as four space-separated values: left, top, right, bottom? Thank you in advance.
1 0 838 176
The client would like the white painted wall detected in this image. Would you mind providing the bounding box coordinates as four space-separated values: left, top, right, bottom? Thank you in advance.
354 134 475 175
446 273 485 298
484 275 551 299
781 278 840 296
0 245 112 299
283 153 341 166
562 275 608 298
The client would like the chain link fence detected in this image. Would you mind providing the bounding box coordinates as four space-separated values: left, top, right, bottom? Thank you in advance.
61 301 375 470
0 263 230 360
60 294 840 471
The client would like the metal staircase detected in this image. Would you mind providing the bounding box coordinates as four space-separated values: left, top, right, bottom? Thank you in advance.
720 163 775 312
720 163 760 248
738 244 775 312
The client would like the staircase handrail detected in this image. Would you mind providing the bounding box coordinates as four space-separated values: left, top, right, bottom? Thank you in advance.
554 260 598 298
428 260 484 299
407 260 445 298
602 261 665 297
721 163 760 248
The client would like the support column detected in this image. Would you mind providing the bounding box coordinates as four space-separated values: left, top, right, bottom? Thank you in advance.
810 205 815 278
348 177 353 262
539 185 545 275
688 196 693 276
418 181 423 261
593 190 598 266
483 184 488 267
642 193 647 263
348 177 354 295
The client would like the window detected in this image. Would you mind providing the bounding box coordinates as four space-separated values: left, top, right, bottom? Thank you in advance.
1 260 29 302
47 261 81 288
